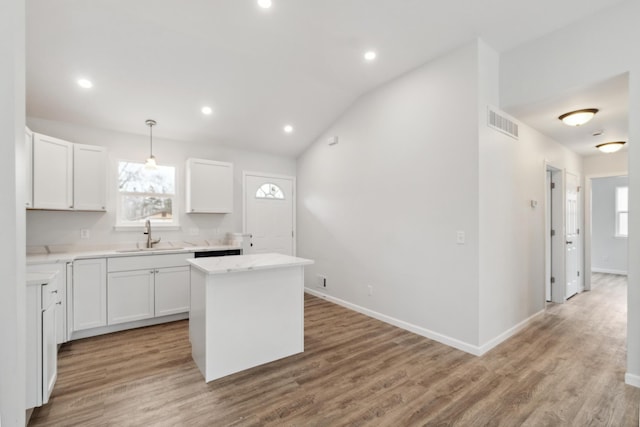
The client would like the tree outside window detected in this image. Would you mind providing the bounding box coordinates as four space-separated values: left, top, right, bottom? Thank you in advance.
117 161 177 226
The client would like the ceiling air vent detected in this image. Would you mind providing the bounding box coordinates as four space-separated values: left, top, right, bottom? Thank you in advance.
487 107 519 140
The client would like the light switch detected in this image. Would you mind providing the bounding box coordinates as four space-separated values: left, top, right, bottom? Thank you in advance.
456 230 465 245
80 229 90 239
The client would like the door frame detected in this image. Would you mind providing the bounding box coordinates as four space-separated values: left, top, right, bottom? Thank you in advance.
242 171 297 256
545 162 566 304
584 171 628 291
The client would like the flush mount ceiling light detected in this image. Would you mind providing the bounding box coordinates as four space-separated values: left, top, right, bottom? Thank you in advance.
201 106 213 115
77 78 93 89
144 119 158 169
558 108 598 126
283 124 294 134
364 51 377 62
257 0 272 9
596 141 626 154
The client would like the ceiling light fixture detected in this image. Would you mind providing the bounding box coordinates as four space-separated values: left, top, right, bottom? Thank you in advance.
558 108 598 126
257 0 272 9
596 141 626 154
201 106 213 115
284 125 294 134
77 78 93 89
364 51 377 61
144 119 158 169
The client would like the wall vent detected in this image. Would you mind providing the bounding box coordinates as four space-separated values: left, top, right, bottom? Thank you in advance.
487 107 519 140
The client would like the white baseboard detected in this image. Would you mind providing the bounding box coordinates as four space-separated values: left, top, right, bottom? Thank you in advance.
304 288 545 357
592 268 628 276
70 312 188 341
477 310 545 355
625 373 640 388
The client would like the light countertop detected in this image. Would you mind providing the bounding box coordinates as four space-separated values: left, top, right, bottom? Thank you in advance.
26 245 242 265
26 271 58 286
188 253 314 275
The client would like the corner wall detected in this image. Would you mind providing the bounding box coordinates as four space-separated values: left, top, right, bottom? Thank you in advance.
0 0 26 425
297 42 481 348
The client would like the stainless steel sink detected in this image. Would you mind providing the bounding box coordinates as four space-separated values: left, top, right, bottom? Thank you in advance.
116 247 184 253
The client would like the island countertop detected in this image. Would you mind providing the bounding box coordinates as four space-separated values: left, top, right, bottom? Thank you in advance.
187 252 314 275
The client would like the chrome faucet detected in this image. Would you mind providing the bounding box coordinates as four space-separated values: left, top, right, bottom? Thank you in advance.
144 219 161 249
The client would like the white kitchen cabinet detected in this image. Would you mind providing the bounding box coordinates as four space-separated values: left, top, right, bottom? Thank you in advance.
28 263 69 345
185 158 233 213
73 258 107 331
25 127 33 208
26 272 59 409
73 143 107 211
33 133 73 210
107 270 155 325
155 266 190 316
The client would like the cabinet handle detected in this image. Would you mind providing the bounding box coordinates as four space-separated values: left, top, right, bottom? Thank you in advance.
150 270 155 274
51 290 58 294
56 301 62 305
69 205 73 208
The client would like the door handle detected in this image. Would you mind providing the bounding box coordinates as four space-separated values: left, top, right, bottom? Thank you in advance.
566 241 573 244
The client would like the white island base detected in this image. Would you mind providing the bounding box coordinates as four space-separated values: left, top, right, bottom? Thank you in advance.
188 253 313 382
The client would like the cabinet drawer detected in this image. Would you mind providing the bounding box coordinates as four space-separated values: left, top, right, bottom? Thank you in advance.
108 253 194 272
41 280 58 309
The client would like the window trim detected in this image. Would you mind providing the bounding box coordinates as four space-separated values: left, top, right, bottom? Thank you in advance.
114 159 180 229
615 185 628 238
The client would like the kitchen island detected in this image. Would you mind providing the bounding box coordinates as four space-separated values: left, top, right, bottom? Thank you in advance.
188 253 313 382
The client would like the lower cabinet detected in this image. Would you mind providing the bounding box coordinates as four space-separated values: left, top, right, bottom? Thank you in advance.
155 266 191 316
72 258 107 331
107 270 155 325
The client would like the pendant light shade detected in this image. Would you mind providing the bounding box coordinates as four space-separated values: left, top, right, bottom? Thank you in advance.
145 119 157 169
596 141 625 154
558 108 598 126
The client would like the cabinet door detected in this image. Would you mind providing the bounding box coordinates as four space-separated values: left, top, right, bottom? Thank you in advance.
155 266 190 316
33 133 74 210
25 127 33 208
186 158 233 213
73 258 107 331
108 270 155 325
73 143 107 211
42 302 57 405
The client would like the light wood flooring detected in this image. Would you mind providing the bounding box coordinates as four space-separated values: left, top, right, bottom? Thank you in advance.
30 273 639 426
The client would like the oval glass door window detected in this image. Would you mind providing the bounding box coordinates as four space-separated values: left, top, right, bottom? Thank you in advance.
255 183 285 199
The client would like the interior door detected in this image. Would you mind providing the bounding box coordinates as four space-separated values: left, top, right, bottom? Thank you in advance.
244 173 295 255
565 172 579 298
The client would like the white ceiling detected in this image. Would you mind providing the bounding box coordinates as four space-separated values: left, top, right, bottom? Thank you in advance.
26 0 628 157
505 73 629 157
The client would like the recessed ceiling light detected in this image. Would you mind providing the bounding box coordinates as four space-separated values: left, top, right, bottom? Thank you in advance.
77 78 93 89
364 51 377 61
257 0 272 9
201 106 213 115
283 125 294 134
558 108 598 126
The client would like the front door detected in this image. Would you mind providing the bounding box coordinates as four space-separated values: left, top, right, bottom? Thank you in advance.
244 173 295 255
565 172 579 298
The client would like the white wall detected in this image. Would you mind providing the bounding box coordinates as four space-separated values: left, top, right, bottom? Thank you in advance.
499 0 640 385
0 0 26 425
591 176 628 274
297 42 481 348
583 151 628 177
26 118 296 248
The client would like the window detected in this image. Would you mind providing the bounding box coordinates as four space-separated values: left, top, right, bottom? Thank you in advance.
615 186 628 237
117 161 177 227
255 183 285 199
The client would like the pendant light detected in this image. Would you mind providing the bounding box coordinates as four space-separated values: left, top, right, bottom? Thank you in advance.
596 141 626 154
144 119 157 169
558 108 598 126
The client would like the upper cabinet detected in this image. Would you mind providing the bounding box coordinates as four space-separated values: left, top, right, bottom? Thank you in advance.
33 133 74 210
31 132 107 211
185 158 233 213
73 143 107 211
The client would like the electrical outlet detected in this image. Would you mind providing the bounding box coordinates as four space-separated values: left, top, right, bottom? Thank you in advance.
317 274 327 288
189 228 199 236
367 285 373 296
80 229 90 239
456 230 465 245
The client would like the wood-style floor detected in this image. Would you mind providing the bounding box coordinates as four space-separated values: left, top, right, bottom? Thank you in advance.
30 273 639 426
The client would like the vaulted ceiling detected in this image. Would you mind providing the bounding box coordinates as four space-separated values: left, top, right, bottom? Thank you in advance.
26 0 628 157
